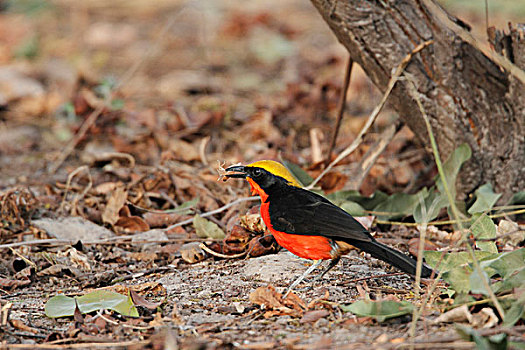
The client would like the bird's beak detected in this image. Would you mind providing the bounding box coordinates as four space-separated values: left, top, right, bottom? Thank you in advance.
224 165 248 179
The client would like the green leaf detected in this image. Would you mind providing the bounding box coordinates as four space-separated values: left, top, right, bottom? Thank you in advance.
446 266 473 294
341 300 414 322
373 193 420 220
469 267 492 296
413 188 448 223
111 98 125 110
480 248 525 279
424 251 496 272
328 190 388 211
436 143 471 198
45 290 139 318
339 201 366 216
470 214 498 253
503 300 525 327
493 267 525 294
468 183 502 214
424 251 496 294
193 214 225 239
45 294 76 318
165 197 199 215
281 161 312 187
510 191 525 205
77 290 138 317
456 324 507 350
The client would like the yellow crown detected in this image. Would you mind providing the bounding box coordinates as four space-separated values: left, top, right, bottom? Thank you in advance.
247 160 301 187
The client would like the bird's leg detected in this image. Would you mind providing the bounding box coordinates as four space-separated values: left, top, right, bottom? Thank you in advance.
283 260 323 298
312 256 340 281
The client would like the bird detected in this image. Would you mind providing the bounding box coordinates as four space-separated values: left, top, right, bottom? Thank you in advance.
223 160 433 295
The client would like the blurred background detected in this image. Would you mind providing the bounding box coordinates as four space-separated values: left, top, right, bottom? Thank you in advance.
0 0 523 193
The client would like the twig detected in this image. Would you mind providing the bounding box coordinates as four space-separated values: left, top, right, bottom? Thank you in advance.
49 106 106 174
59 165 92 213
345 122 400 190
409 192 432 344
307 40 434 189
164 196 259 232
126 200 196 214
8 247 36 268
199 243 248 259
484 0 489 34
325 56 354 166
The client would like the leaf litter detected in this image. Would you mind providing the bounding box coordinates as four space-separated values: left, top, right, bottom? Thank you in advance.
0 0 524 349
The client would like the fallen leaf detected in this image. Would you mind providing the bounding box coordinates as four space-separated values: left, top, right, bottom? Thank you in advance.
193 214 225 239
67 248 91 271
102 185 127 225
37 264 72 277
497 220 524 248
300 309 329 323
45 290 139 318
318 171 347 194
247 235 279 258
115 215 150 233
0 277 31 290
407 237 438 258
472 308 499 328
180 242 207 264
240 213 265 233
130 290 162 310
249 285 303 318
32 217 114 242
434 305 473 324
226 225 252 244
375 333 389 344
143 212 181 228
341 299 413 322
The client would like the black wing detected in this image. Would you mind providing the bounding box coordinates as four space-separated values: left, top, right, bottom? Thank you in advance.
268 186 373 242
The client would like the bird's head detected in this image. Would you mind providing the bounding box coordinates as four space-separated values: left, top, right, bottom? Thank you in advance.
224 160 301 198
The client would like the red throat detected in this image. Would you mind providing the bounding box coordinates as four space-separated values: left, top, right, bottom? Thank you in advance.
247 177 268 202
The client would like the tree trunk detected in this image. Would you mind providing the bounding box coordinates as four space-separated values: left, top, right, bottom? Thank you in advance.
309 0 524 202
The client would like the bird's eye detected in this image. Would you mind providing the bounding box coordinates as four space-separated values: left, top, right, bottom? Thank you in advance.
252 168 262 177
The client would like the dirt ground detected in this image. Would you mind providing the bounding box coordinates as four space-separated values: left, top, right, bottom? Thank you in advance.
1 0 524 349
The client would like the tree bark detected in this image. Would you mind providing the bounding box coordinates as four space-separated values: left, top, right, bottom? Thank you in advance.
309 0 524 202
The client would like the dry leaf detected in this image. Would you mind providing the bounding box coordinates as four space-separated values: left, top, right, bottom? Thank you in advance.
434 305 473 324
300 309 329 323
408 238 438 258
249 285 303 318
66 248 91 271
180 242 207 264
102 185 127 225
130 290 162 310
247 235 279 258
472 308 499 328
115 215 150 233
240 213 265 233
143 212 181 228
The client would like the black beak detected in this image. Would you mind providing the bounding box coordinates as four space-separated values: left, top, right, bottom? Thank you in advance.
224 165 248 178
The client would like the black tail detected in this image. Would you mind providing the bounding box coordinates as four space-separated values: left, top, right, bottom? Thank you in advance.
350 239 434 278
